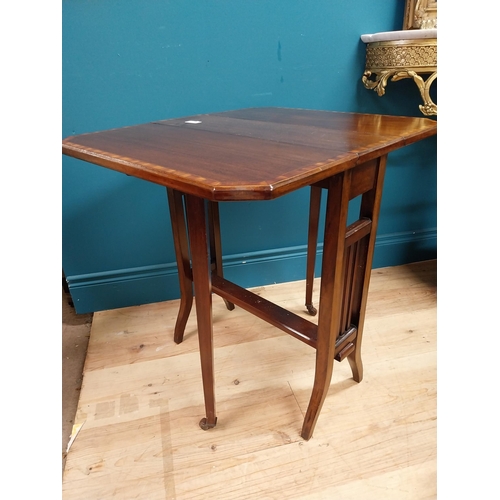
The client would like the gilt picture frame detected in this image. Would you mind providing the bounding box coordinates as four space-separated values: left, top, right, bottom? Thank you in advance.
403 0 437 30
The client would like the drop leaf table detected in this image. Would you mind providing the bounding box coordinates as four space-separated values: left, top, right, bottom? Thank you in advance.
62 107 437 440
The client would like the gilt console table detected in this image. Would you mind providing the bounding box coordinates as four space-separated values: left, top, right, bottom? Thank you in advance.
62 107 437 440
361 29 437 116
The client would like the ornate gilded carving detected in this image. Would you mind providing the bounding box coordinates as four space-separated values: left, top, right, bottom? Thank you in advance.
366 42 437 69
363 70 437 116
361 38 437 116
404 0 437 30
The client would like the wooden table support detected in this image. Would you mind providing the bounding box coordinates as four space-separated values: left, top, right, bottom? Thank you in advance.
184 194 217 430
166 188 193 345
305 184 322 316
62 107 437 441
167 154 387 440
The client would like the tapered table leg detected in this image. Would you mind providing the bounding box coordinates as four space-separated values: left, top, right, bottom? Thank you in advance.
346 155 388 383
301 171 351 441
167 188 193 344
185 194 217 430
305 185 322 316
208 201 235 311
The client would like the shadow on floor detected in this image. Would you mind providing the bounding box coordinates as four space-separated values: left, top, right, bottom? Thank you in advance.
62 289 92 474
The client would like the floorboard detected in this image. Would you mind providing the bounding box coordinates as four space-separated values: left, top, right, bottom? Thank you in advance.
63 260 436 499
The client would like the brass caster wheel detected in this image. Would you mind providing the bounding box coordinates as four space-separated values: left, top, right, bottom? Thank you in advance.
306 304 317 316
199 417 217 430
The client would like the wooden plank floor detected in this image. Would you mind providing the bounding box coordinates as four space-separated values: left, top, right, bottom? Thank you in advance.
63 260 436 499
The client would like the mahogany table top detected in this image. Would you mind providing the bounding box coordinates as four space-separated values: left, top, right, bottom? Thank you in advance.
62 107 437 201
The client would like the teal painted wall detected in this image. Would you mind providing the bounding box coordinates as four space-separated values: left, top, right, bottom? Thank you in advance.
62 0 437 314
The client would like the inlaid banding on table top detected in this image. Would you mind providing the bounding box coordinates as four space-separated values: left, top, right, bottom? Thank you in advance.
62 107 437 442
152 115 400 152
153 117 413 167
153 113 433 156
218 107 436 144
62 108 436 201
62 139 355 200
207 107 435 136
